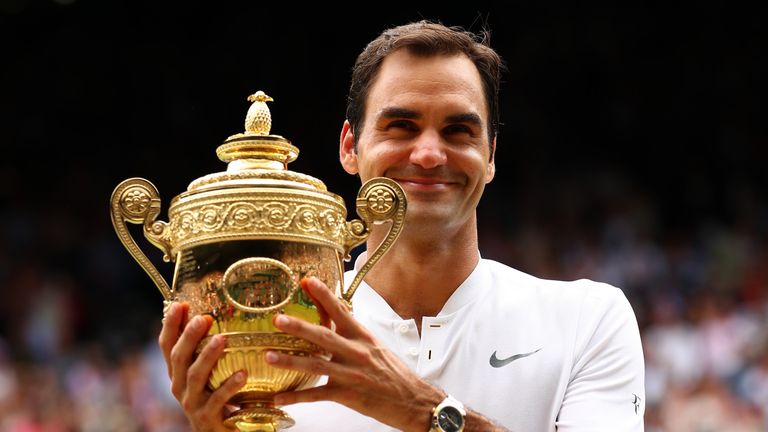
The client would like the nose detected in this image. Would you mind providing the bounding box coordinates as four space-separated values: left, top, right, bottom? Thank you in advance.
409 130 447 169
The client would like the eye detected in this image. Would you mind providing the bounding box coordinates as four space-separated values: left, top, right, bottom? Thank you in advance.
443 124 474 136
387 120 418 131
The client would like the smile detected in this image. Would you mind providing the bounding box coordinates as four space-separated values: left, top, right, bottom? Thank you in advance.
394 178 455 191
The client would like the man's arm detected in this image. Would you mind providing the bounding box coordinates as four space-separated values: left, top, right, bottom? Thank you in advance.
555 283 646 431
265 276 510 432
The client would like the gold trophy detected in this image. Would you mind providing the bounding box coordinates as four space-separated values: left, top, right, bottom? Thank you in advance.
110 91 406 431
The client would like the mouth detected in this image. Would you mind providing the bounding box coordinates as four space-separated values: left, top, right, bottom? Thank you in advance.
391 177 456 191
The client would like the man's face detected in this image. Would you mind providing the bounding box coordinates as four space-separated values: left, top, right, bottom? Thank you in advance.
340 50 496 235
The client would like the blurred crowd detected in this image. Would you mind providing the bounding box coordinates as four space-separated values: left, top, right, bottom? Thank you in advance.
0 168 766 431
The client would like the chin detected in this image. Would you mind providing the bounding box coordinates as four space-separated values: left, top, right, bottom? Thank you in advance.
404 208 454 227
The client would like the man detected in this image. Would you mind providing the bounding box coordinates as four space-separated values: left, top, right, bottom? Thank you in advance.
160 20 645 431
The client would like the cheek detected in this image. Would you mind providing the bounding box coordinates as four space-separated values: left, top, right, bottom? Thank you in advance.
357 145 405 175
457 150 491 178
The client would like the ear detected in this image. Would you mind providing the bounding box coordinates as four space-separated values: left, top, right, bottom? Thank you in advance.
339 120 359 175
485 137 496 183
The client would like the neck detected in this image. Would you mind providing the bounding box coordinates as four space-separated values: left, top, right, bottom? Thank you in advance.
360 217 480 327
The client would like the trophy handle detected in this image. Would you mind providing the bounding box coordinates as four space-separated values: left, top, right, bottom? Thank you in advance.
341 177 407 304
221 257 299 314
110 178 173 301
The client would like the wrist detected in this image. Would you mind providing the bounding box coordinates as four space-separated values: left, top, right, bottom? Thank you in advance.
401 385 445 432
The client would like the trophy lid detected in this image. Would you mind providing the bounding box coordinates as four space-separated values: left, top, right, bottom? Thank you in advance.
186 91 328 193
160 91 352 256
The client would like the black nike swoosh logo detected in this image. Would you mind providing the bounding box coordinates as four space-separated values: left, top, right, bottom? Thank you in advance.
489 348 542 368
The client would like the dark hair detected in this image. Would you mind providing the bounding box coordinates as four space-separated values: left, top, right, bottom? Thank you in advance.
346 20 505 148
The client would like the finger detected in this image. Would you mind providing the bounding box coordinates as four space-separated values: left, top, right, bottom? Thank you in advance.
186 370 247 429
303 277 364 335
158 302 189 378
264 349 369 385
273 314 364 358
300 278 330 329
274 384 348 406
205 369 248 416
186 334 227 399
170 314 213 398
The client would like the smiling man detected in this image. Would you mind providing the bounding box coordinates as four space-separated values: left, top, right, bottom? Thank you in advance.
160 20 646 431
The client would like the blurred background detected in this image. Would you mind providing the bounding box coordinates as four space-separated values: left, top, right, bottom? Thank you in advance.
1 1 766 430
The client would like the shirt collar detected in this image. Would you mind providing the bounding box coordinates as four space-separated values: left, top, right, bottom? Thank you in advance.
347 250 490 320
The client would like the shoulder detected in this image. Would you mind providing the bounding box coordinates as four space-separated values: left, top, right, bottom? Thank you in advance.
481 258 629 306
479 258 639 339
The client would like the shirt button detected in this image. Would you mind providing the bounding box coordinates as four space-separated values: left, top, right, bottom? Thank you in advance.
399 324 409 333
408 347 419 357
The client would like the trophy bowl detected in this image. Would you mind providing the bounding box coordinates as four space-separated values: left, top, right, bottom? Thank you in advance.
110 91 406 431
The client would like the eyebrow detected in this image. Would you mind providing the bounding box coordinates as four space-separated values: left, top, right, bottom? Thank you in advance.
377 107 483 126
445 112 483 126
378 107 420 120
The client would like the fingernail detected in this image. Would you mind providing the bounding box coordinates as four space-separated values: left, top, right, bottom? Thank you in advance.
233 371 246 383
208 335 222 349
190 316 202 330
265 351 279 363
275 315 289 327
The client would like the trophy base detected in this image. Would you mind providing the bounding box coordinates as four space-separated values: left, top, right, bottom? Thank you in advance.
225 402 295 432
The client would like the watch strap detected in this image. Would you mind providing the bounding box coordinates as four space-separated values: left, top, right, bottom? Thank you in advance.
430 394 466 432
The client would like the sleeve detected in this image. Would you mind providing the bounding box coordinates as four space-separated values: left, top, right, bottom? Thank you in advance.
555 282 646 431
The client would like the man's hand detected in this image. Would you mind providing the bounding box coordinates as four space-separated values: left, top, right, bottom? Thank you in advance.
158 302 246 431
265 277 445 432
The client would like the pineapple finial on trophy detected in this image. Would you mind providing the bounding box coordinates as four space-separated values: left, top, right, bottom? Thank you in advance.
217 89 298 172
245 90 274 135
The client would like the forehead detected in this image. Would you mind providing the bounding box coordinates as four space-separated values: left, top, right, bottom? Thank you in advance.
366 50 488 120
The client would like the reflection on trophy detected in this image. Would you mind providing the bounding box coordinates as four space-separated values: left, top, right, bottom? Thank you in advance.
110 91 406 431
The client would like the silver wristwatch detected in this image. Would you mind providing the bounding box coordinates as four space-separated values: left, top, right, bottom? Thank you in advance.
430 394 466 432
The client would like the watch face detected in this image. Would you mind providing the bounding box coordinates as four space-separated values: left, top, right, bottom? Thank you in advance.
437 406 464 432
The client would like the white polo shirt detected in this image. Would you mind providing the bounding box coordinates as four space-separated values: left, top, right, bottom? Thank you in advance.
284 255 645 431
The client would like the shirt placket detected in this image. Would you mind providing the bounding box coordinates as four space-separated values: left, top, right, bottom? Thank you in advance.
393 319 420 370
416 316 450 379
